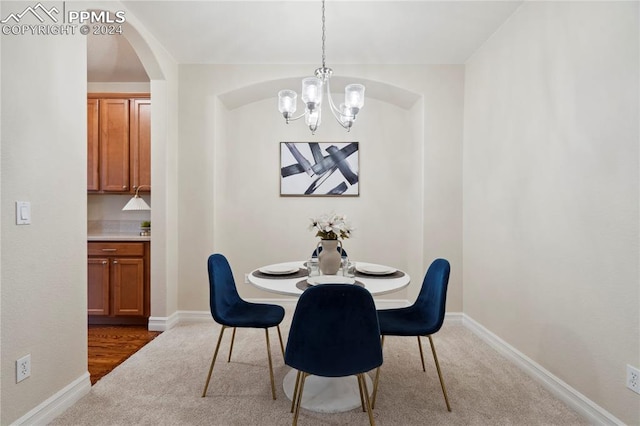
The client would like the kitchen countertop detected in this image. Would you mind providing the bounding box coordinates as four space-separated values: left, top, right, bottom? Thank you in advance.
88 233 150 242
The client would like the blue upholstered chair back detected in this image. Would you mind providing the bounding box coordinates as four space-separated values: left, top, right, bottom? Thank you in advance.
311 246 348 258
285 284 382 377
413 258 450 334
207 253 243 326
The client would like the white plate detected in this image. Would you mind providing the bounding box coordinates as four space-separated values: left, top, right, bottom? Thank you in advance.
355 264 397 275
307 276 356 285
258 265 299 275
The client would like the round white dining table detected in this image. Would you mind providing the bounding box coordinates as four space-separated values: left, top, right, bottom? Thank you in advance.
247 260 410 413
248 260 410 297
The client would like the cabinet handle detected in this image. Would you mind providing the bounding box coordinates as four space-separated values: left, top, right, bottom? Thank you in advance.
113 260 118 264
123 186 127 190
102 261 107 265
101 248 117 252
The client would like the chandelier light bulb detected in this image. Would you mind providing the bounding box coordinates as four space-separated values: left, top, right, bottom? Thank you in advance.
278 90 297 117
339 103 354 127
305 108 322 134
344 84 365 109
301 77 323 109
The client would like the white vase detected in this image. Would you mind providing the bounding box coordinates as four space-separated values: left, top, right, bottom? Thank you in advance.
317 239 342 275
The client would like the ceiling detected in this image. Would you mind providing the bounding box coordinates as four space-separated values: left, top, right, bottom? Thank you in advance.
87 33 149 82
88 0 523 82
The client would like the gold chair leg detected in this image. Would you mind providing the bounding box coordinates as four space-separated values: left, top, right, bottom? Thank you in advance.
277 325 285 358
417 336 426 372
227 327 237 362
292 372 308 426
371 335 385 409
358 374 366 412
359 374 376 426
202 325 227 397
291 370 302 413
428 335 451 412
265 328 277 400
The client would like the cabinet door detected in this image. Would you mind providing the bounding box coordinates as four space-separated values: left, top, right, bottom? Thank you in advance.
88 258 110 316
111 257 145 316
99 99 130 192
130 99 151 193
87 99 100 191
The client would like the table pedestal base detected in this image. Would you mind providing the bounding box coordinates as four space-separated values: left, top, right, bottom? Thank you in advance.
282 369 373 413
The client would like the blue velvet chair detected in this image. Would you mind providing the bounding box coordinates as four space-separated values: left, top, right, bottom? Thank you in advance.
285 284 382 425
202 253 285 400
371 258 451 412
311 246 348 258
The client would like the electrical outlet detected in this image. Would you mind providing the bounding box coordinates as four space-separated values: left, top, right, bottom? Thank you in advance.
16 354 31 383
627 364 640 394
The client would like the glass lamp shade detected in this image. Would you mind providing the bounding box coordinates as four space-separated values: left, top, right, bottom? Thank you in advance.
339 103 354 126
278 90 297 115
344 84 365 109
122 195 151 211
305 108 321 130
301 77 323 108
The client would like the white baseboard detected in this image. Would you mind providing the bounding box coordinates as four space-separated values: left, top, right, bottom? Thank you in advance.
148 311 180 331
444 311 464 323
12 372 91 425
148 298 415 330
462 315 622 426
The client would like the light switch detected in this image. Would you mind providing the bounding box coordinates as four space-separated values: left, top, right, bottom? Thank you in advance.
16 201 31 225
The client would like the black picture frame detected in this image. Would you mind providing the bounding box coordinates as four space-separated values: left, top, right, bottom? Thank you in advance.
280 142 359 196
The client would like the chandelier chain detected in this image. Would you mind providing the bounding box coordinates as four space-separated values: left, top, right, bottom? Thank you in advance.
321 0 326 70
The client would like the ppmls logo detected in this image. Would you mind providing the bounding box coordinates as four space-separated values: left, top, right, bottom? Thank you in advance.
1 2 126 36
1 2 59 24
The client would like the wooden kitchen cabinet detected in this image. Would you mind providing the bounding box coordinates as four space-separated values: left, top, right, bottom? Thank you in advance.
99 98 130 192
87 93 150 194
129 99 151 192
87 241 150 325
87 98 100 191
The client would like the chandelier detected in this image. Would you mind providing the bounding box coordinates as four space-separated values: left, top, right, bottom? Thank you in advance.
277 0 365 135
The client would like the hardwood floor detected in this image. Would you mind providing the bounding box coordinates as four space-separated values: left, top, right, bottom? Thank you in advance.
88 325 161 385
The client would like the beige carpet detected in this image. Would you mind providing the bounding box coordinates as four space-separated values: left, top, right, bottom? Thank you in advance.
51 311 587 425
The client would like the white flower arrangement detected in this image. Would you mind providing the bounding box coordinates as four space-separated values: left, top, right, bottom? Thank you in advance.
309 212 354 240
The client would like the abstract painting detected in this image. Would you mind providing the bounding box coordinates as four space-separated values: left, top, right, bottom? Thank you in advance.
280 142 359 196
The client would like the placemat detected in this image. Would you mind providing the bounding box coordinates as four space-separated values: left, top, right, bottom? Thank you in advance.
355 270 405 279
252 268 308 280
296 279 365 291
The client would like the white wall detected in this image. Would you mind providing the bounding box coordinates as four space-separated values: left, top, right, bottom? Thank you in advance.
463 2 639 424
0 27 88 425
177 64 464 311
220 97 417 287
87 82 150 92
0 1 179 422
